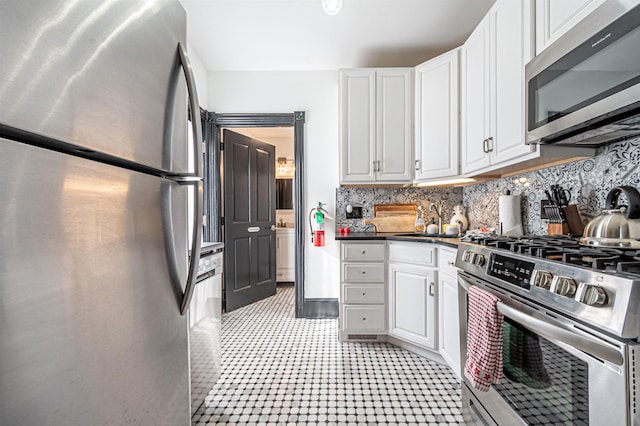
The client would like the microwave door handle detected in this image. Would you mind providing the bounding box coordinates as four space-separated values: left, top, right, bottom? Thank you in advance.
171 42 203 315
458 275 624 366
496 302 624 366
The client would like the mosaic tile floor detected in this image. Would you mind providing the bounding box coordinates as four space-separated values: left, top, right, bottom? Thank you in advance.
193 284 464 425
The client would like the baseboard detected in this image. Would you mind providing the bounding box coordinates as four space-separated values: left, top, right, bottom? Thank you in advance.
302 298 339 318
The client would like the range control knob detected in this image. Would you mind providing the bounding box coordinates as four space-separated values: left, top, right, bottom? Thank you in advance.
532 270 553 290
552 276 577 297
462 251 473 263
473 254 486 267
577 284 608 306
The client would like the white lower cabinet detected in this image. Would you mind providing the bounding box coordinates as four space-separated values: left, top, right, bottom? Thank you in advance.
339 241 386 341
276 228 295 282
340 240 462 370
388 242 437 350
389 263 437 350
438 247 461 377
342 305 386 333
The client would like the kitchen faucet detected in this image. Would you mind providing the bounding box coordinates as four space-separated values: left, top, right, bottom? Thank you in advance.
428 200 445 234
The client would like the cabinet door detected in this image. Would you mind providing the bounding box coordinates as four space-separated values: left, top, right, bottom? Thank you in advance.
535 0 607 55
276 231 295 281
439 271 461 378
415 50 459 182
376 69 413 182
388 263 436 349
340 70 376 183
461 16 491 174
490 0 535 165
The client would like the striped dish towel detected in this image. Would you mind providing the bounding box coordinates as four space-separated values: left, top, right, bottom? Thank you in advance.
464 285 504 392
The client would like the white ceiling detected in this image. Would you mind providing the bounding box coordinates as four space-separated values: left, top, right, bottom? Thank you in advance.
183 0 496 71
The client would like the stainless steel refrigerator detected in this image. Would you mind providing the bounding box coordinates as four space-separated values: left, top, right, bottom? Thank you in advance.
0 1 206 424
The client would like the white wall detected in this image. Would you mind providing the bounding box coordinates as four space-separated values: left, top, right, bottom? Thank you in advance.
187 43 208 108
208 71 340 299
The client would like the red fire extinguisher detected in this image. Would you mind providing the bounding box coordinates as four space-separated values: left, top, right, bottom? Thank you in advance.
309 202 329 247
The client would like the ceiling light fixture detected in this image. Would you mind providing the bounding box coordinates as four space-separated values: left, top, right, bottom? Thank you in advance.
322 0 342 15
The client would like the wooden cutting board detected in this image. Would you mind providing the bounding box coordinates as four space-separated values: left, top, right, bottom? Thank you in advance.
373 203 417 216
363 204 417 232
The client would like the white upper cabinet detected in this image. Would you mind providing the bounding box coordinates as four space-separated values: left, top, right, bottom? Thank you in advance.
491 0 535 165
340 68 413 184
414 49 460 182
461 0 535 175
461 16 492 174
535 0 607 55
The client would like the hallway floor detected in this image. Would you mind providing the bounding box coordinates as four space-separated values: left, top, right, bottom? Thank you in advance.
193 284 464 425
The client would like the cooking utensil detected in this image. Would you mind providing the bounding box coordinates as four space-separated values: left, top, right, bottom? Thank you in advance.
551 185 571 206
580 186 640 248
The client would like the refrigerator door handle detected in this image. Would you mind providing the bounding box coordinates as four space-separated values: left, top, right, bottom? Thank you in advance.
173 42 203 315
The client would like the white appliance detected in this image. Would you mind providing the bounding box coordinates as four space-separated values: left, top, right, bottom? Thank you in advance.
0 1 215 424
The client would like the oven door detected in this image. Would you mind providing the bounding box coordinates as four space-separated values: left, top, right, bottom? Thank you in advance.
458 272 632 426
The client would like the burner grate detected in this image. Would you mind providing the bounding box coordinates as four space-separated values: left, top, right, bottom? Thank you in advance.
463 234 640 276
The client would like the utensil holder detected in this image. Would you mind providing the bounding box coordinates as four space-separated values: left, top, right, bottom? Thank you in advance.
548 223 570 236
543 205 565 223
562 204 584 236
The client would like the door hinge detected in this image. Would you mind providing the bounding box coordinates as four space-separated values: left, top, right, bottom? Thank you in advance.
221 217 225 226
202 141 206 154
219 142 224 151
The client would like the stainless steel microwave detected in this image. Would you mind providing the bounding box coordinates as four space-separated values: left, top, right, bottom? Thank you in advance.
526 0 640 147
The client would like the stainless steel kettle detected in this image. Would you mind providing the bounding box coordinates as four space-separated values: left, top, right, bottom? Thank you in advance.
580 186 640 248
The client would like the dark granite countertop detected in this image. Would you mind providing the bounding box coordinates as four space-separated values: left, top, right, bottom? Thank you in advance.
335 232 460 248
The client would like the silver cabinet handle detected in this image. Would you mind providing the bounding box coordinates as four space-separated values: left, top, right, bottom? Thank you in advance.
429 282 435 296
482 138 488 153
487 136 494 152
415 159 420 171
176 42 203 316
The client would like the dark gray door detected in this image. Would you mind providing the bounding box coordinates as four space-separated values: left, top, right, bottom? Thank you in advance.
223 130 277 311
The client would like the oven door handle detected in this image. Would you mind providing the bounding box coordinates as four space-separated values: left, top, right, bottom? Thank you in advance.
496 302 623 366
458 276 624 366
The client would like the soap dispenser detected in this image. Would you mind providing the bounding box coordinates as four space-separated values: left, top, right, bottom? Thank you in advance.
414 206 426 233
426 218 439 235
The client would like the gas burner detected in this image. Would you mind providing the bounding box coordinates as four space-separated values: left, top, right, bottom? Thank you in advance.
462 234 640 276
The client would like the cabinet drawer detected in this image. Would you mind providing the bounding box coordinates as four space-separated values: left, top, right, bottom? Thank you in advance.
342 284 385 304
342 305 385 332
341 242 385 262
388 242 436 266
342 263 385 282
438 248 458 277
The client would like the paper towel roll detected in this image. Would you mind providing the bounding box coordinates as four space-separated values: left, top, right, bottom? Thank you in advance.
499 194 523 237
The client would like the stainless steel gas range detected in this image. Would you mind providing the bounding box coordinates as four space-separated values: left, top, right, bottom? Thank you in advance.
456 235 640 425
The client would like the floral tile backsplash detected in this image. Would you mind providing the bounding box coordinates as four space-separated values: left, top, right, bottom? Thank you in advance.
335 187 463 232
463 137 640 235
335 137 640 236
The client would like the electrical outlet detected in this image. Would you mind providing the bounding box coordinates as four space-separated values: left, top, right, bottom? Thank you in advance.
346 206 363 219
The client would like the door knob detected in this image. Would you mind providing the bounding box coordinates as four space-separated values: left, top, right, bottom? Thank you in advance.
270 225 276 231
